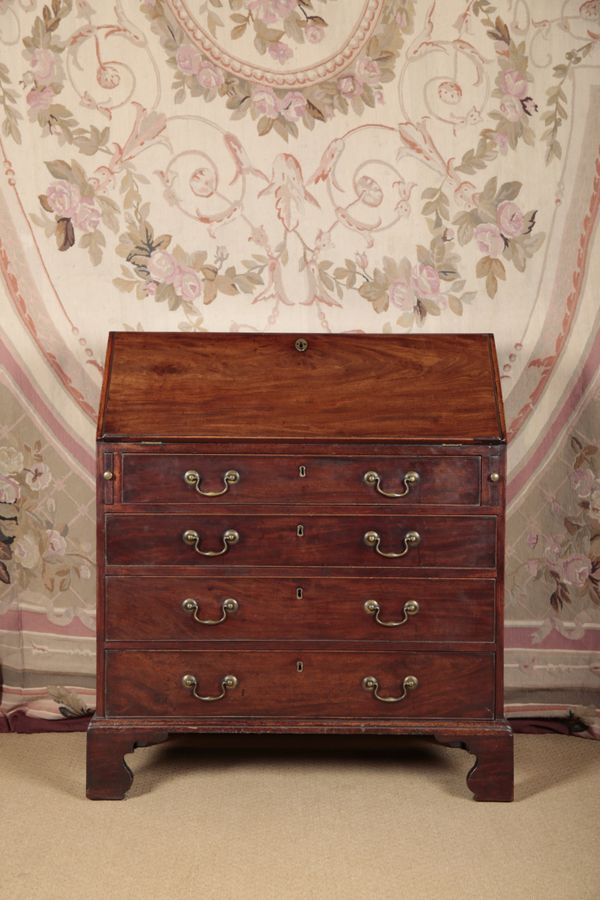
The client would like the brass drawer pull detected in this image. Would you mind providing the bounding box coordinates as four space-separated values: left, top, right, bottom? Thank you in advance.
363 530 420 558
364 599 419 627
363 470 420 498
181 673 238 702
183 469 240 496
181 597 239 625
182 528 239 556
362 674 419 703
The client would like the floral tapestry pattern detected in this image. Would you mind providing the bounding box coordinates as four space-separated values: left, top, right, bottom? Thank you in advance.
0 0 599 733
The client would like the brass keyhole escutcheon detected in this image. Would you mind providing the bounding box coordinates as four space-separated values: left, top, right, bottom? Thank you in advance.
295 338 308 352
296 524 304 537
296 661 304 673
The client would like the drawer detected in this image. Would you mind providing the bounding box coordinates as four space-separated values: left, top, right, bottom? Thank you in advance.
121 453 481 506
105 514 496 569
104 649 495 718
105 576 496 643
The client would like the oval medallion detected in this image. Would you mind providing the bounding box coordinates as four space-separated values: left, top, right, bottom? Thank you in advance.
165 0 385 88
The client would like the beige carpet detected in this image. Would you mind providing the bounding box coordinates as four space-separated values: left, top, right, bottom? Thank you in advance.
2 732 599 900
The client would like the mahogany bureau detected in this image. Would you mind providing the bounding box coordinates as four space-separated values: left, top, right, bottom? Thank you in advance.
86 332 513 801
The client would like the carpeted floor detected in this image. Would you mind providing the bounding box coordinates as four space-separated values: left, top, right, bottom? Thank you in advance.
2 732 599 900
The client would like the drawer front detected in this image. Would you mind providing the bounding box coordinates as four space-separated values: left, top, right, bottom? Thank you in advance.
121 453 481 506
105 650 495 719
105 514 496 569
105 576 496 643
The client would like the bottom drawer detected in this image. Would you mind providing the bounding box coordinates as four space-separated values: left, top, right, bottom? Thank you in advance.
105 650 494 719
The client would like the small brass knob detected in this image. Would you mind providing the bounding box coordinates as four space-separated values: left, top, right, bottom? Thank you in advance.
103 471 113 481
295 338 308 352
489 473 501 483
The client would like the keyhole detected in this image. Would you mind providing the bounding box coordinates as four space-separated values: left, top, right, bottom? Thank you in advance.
296 586 303 600
296 524 304 537
296 661 304 673
299 465 307 478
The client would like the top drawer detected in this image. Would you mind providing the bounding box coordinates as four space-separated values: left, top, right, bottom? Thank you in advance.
120 453 481 506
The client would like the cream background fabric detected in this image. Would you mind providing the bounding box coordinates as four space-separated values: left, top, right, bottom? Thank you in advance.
0 0 599 731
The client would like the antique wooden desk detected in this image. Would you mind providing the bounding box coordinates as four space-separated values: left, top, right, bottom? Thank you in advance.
87 332 513 800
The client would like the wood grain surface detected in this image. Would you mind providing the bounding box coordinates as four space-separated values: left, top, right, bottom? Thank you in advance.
104 649 495 719
104 575 496 643
98 333 504 443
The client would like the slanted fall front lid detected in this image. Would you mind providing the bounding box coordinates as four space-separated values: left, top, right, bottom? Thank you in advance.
98 332 505 443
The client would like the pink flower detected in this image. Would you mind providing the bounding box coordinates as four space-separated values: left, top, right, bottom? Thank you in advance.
389 276 416 311
13 533 40 570
251 87 280 117
474 223 504 258
268 41 293 64
72 199 101 232
46 181 81 218
248 0 295 22
248 1 276 24
412 264 440 298
499 94 522 122
176 44 203 75
305 22 325 44
355 58 380 84
26 86 54 111
527 532 539 549
145 281 157 297
45 529 67 558
280 91 307 121
356 175 383 207
571 467 595 498
0 446 23 476
498 68 528 99
272 0 296 14
497 201 525 238
147 250 179 284
493 132 509 155
560 555 592 587
24 462 52 491
173 266 203 302
30 48 61 86
196 61 224 90
454 181 479 210
0 475 19 504
338 75 361 97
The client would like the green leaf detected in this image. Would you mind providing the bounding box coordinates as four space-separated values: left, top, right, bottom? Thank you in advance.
306 99 325 122
257 116 273 135
45 159 73 182
496 181 521 202
476 256 492 277
55 217 74 251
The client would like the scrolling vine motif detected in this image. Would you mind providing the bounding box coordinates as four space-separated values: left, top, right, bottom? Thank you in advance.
3 1 597 333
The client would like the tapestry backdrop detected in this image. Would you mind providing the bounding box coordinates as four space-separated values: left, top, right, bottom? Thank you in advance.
0 0 599 735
